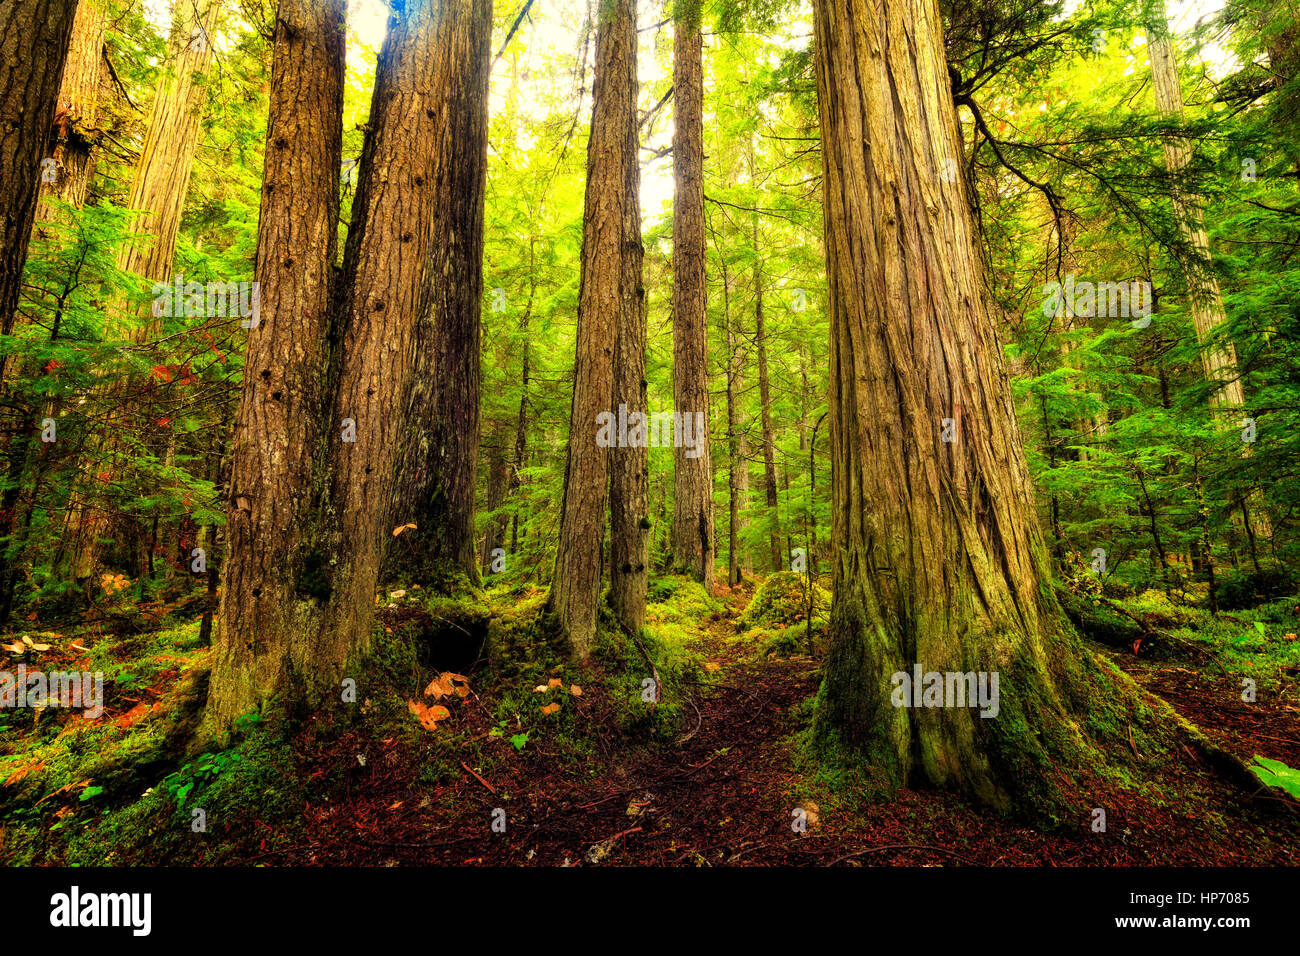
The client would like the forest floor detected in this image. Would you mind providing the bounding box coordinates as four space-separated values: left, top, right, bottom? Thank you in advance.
284 583 1299 867
2 574 1298 866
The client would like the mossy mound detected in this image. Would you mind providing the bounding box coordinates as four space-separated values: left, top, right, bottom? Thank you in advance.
737 571 830 631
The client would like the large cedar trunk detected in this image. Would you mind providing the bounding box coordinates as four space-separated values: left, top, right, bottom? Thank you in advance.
1146 16 1243 411
550 0 637 659
390 0 492 588
0 0 78 378
321 0 444 671
35 0 106 221
205 0 347 729
609 1 647 638
115 0 225 336
669 0 714 591
810 0 1157 812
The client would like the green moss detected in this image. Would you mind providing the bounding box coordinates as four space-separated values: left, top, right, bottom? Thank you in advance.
737 571 829 631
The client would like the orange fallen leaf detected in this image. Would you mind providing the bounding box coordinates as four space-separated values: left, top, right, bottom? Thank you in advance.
569 684 583 697
115 702 150 731
424 677 452 699
540 702 560 715
408 700 451 731
547 677 563 689
705 662 721 672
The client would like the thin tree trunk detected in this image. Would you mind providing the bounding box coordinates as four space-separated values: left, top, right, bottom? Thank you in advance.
550 0 637 659
205 0 346 729
609 2 647 636
722 258 747 586
1147 5 1272 540
479 423 509 575
754 245 781 571
669 0 714 590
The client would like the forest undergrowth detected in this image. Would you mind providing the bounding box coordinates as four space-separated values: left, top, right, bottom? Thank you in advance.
2 572 1296 866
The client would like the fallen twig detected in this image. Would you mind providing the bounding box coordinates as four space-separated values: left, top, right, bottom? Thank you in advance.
460 761 497 795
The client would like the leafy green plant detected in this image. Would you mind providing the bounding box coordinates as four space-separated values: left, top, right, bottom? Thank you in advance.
1249 756 1300 799
159 751 244 807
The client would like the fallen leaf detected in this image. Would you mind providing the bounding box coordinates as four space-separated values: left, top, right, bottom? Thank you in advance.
533 684 550 693
569 684 582 697
548 677 563 689
389 589 406 599
705 662 721 672
391 522 418 537
115 702 150 731
424 677 452 698
540 702 560 715
408 700 451 731
387 800 403 810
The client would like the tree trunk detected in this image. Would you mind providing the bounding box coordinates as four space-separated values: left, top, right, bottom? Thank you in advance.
36 0 106 221
322 0 445 671
0 0 78 381
810 0 1153 812
609 3 647 637
115 0 224 338
722 257 748 586
1147 8 1273 541
68 0 226 582
754 243 781 571
479 424 510 575
550 0 637 659
390 0 492 588
205 0 347 730
669 0 714 591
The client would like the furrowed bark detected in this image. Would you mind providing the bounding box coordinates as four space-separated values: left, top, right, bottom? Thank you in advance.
609 0 647 637
206 0 347 729
0 0 78 382
550 0 637 659
390 0 493 588
669 0 714 591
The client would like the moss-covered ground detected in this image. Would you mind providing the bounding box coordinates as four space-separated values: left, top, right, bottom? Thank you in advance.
1 573 1296 865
